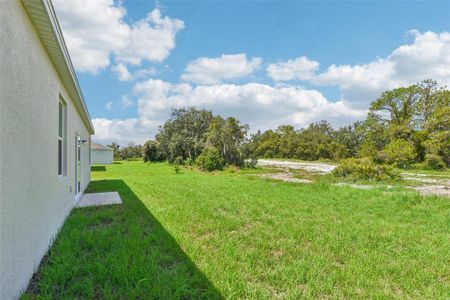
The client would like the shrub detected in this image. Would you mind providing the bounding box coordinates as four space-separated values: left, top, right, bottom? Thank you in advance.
143 140 165 162
243 158 258 169
373 151 388 164
383 139 416 168
173 156 184 165
424 154 446 170
333 157 399 181
185 157 195 166
196 148 225 171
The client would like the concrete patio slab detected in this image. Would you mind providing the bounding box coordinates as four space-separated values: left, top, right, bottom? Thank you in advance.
76 192 122 208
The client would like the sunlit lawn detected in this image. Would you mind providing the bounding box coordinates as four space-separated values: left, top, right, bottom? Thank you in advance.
23 161 450 299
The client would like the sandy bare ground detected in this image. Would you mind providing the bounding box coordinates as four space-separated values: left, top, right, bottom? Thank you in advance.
258 172 313 183
257 159 336 173
256 159 450 197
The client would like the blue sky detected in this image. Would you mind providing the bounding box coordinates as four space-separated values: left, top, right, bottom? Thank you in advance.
52 0 450 145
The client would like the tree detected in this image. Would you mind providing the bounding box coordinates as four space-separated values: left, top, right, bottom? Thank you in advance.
249 130 281 158
332 122 364 158
296 121 334 160
415 79 441 128
118 143 143 160
370 85 419 126
156 107 214 162
206 116 249 166
277 125 299 158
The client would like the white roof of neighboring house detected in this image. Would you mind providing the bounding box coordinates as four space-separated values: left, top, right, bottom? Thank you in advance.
91 142 113 151
20 0 94 134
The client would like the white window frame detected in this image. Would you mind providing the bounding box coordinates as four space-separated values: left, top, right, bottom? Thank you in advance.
58 97 67 177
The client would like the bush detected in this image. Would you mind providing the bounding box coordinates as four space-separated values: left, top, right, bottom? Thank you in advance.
143 140 165 162
373 151 388 164
185 157 195 166
173 156 184 165
243 158 258 169
383 139 416 168
333 157 399 181
196 148 225 171
424 154 446 170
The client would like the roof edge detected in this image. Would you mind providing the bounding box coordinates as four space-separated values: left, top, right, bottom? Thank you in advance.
21 0 95 134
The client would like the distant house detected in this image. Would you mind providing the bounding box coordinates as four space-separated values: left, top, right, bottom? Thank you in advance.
0 0 94 299
91 142 114 164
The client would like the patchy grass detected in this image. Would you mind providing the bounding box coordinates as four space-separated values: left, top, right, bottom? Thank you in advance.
23 162 450 299
402 168 450 178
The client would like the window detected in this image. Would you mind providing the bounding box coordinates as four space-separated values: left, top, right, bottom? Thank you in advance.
58 98 67 176
88 137 91 166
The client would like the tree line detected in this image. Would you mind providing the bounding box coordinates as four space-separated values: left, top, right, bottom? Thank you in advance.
248 79 449 169
112 79 449 171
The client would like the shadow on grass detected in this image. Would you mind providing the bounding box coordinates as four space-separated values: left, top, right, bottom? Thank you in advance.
24 179 223 299
90 165 106 172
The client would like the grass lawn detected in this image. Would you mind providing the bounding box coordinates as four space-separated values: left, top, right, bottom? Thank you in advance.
24 162 449 299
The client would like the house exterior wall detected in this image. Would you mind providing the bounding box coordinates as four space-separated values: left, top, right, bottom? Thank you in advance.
91 149 114 165
0 1 91 299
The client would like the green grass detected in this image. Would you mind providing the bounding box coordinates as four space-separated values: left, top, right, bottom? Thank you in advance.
23 162 450 299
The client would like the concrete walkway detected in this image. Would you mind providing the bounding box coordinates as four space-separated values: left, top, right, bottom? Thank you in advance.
76 192 122 208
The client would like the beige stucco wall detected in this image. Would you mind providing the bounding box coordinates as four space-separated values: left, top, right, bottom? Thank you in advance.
0 1 91 299
91 149 114 165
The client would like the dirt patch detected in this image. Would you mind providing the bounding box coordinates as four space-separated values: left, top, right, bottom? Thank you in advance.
402 175 450 185
257 159 336 174
258 172 313 183
256 160 450 197
24 253 50 296
409 185 450 197
334 182 389 190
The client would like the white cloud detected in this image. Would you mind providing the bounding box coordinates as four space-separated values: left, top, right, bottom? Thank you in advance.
112 63 133 81
313 30 450 106
115 9 184 65
181 54 262 85
53 0 129 74
120 95 133 108
105 101 113 110
92 118 158 145
52 1 183 74
267 56 319 81
93 79 365 144
112 63 156 81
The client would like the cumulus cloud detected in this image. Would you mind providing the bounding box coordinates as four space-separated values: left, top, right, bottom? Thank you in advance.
181 54 262 85
112 63 133 81
267 56 319 81
112 63 156 81
82 26 450 146
115 9 184 65
53 1 183 74
93 79 365 144
314 30 450 106
53 0 129 74
92 118 158 145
